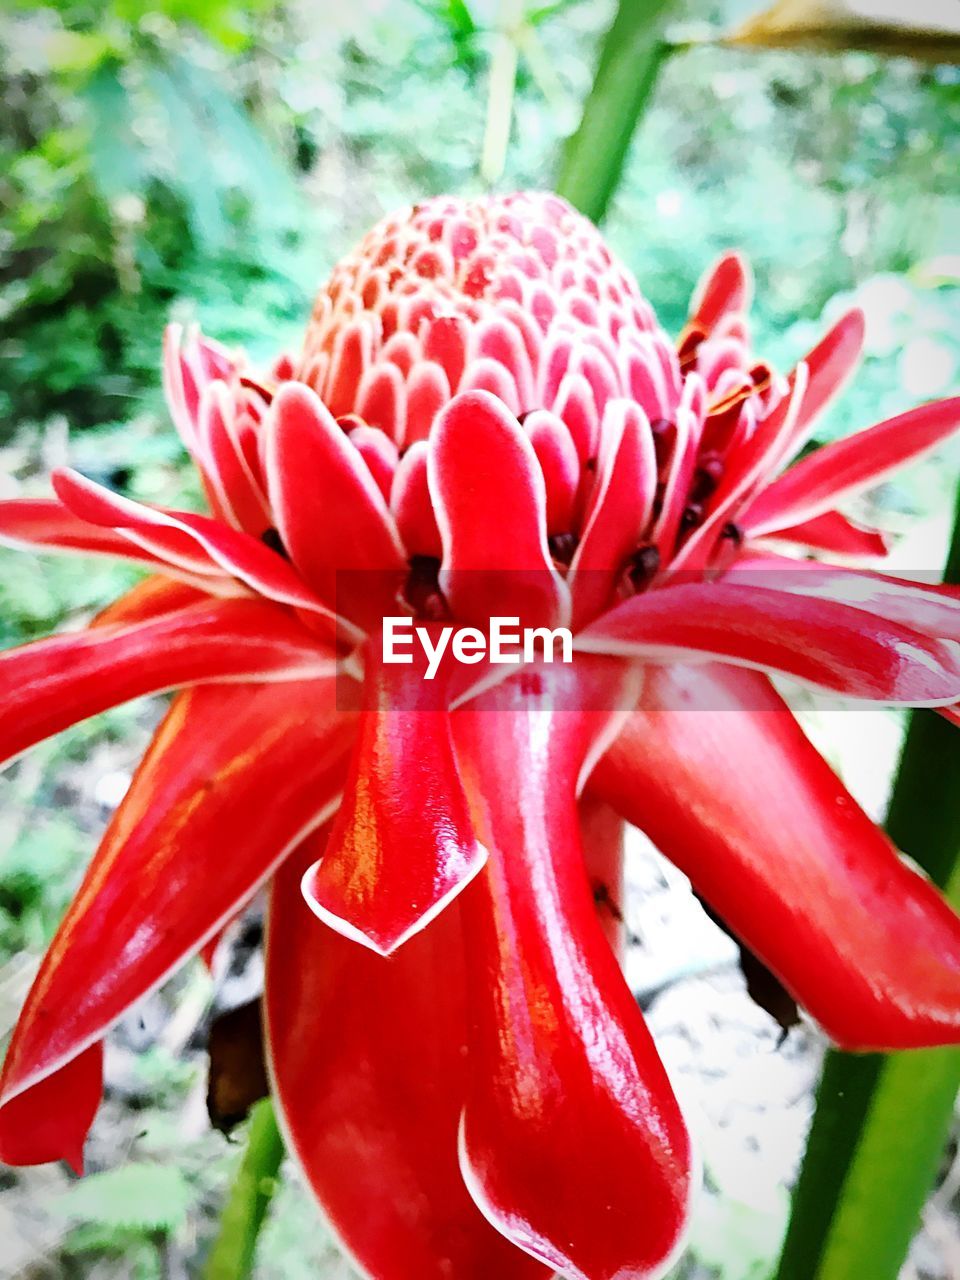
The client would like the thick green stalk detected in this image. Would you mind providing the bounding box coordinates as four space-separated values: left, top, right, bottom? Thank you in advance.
776 483 960 1280
556 0 676 223
205 1098 285 1280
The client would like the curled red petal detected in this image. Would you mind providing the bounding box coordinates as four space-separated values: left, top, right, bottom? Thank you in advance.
265 833 547 1280
577 580 960 704
590 663 960 1049
524 410 579 536
569 400 657 628
429 390 569 628
0 679 354 1137
451 662 692 1280
197 382 272 535
761 510 890 558
348 423 400 503
742 396 960 537
0 497 228 584
724 554 960 642
0 597 336 769
51 469 343 630
265 383 406 628
303 634 486 955
773 308 865 463
669 365 810 574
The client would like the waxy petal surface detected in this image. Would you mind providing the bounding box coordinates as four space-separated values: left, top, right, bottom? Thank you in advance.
724 554 960 641
0 1045 102 1172
51 469 341 627
0 679 354 1143
430 391 569 628
569 401 657 628
772 308 865 463
0 497 228 584
590 664 960 1049
266 834 547 1280
577 581 960 704
304 636 486 955
451 662 692 1280
197 382 272 535
265 383 406 629
0 598 336 769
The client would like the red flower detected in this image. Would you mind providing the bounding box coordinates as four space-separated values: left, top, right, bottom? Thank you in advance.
2 192 960 1279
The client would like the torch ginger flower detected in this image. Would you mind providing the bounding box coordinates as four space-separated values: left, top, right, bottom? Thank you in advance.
3 192 960 1279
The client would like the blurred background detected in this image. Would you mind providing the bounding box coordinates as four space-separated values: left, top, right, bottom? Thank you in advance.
1 1 959 1276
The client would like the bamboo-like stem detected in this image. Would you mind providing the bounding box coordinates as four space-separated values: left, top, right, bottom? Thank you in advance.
204 1098 285 1280
775 481 960 1280
556 0 678 222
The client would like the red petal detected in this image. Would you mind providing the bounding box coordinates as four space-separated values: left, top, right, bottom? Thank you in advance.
743 396 960 537
303 635 486 955
0 679 353 1138
524 410 579 536
459 357 521 413
197 382 272 535
92 575 211 626
357 362 407 442
762 510 890 558
391 442 442 557
569 401 657 628
0 1044 102 1172
590 663 960 1049
688 251 753 332
669 365 810 573
773 308 865 463
405 360 451 445
265 833 547 1280
0 598 335 769
653 375 707 559
578 580 960 703
0 497 225 581
429 391 569 628
472 317 535 409
725 554 960 642
451 662 692 1280
52 469 341 628
265 383 406 628
348 424 399 503
579 796 627 961
550 372 600 462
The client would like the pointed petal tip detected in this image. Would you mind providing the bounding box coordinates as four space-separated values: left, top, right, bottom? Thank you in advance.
301 840 490 958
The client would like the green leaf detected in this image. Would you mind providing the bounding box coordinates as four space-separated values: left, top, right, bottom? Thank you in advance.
81 60 146 203
556 0 678 223
53 1163 195 1234
142 62 229 249
724 0 960 64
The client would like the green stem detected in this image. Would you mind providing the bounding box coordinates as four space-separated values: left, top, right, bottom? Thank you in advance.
205 1098 285 1280
480 0 523 186
556 0 678 223
775 482 960 1280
